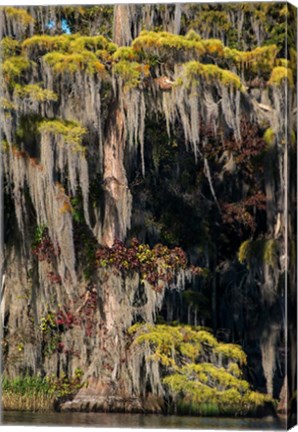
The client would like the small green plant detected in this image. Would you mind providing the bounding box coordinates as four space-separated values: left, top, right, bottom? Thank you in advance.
263 128 275 147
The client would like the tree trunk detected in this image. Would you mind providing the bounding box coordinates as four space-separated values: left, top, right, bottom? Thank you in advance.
102 106 132 247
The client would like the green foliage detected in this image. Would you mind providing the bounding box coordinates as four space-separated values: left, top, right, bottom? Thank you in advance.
2 375 53 398
187 8 232 41
132 30 206 62
38 119 86 153
185 29 202 42
182 61 244 91
43 50 105 76
22 34 114 76
223 45 278 75
60 6 113 37
238 238 278 269
268 66 294 87
14 84 58 102
71 196 84 224
214 343 247 366
0 97 16 111
3 7 34 26
2 55 31 82
1 140 10 152
113 46 140 62
180 363 250 392
201 38 225 57
130 323 272 415
113 60 150 90
33 224 48 246
276 58 290 68
22 34 73 53
69 35 114 53
2 371 84 411
130 324 225 369
44 371 84 398
0 37 20 59
263 128 275 147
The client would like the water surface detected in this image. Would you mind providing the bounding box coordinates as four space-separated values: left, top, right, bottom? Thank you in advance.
2 411 285 430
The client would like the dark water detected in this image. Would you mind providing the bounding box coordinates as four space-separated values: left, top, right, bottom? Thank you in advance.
2 411 285 430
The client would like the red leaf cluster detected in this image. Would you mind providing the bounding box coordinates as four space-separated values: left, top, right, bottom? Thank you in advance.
96 238 198 290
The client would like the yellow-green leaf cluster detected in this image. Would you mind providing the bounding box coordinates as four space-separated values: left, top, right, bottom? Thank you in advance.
263 128 275 147
182 61 244 91
43 51 105 76
3 7 34 26
215 343 247 365
2 55 31 81
132 30 206 58
113 60 150 90
14 84 58 103
0 37 20 59
38 119 86 153
224 45 278 74
130 323 272 415
22 34 74 53
268 66 294 87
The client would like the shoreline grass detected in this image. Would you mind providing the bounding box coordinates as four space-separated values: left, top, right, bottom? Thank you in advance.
2 392 56 412
1 373 83 412
2 376 56 412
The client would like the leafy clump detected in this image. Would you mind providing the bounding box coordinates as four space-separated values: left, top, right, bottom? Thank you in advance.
96 238 202 290
69 35 116 53
113 46 140 62
0 37 20 59
113 60 150 89
3 7 34 26
129 324 272 415
14 84 58 102
2 55 31 83
43 51 105 76
224 45 278 75
32 226 60 263
1 97 16 111
182 60 244 91
132 30 206 63
268 66 294 87
22 34 73 54
263 128 275 147
38 119 87 153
